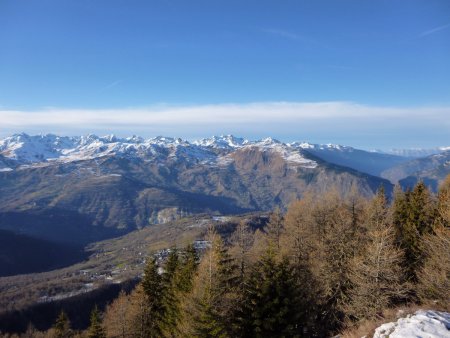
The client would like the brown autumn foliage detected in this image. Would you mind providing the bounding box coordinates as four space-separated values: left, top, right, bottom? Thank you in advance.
345 191 409 323
416 175 450 308
5 179 448 338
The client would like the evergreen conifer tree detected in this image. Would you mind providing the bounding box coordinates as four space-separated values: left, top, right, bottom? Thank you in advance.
176 244 198 293
141 256 164 337
393 182 436 281
238 248 309 337
186 227 238 337
160 249 181 337
53 311 72 338
87 305 106 338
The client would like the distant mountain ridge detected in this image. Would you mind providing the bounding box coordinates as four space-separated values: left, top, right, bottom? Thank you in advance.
0 133 425 172
0 133 394 244
377 147 450 158
0 133 318 168
381 150 450 190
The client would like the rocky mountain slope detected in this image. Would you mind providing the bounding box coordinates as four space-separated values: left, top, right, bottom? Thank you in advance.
300 143 409 176
0 133 392 243
381 150 450 191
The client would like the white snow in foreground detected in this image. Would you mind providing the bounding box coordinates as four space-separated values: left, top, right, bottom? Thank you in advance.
373 310 450 338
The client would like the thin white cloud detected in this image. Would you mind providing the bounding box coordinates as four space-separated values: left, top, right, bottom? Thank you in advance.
0 101 450 127
0 101 449 148
100 80 122 91
0 101 448 126
418 22 450 38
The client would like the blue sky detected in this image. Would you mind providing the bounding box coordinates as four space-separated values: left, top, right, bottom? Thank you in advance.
0 0 449 149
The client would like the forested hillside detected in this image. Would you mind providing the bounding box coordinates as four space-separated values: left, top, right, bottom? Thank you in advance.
7 176 448 338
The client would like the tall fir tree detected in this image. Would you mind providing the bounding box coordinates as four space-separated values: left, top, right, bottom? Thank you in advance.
160 249 181 337
177 244 199 293
393 182 436 282
141 256 164 337
238 248 311 337
186 227 238 337
53 311 72 338
87 305 106 338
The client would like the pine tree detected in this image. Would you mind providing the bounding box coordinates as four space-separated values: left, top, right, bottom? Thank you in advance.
170 244 200 336
53 311 72 338
160 249 181 337
393 182 436 282
87 305 106 338
238 248 310 337
141 256 164 337
409 181 436 235
177 244 198 293
186 227 238 337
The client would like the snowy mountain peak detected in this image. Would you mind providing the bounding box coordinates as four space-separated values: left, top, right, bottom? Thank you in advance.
125 135 144 143
256 137 281 146
0 133 323 169
104 134 118 142
288 141 315 149
193 135 248 149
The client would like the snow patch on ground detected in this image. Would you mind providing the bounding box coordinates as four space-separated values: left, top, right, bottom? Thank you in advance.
373 310 450 338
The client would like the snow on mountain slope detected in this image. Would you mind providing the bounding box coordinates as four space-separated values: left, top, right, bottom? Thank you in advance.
4 134 448 177
373 310 450 338
0 133 318 169
0 133 77 162
194 135 249 149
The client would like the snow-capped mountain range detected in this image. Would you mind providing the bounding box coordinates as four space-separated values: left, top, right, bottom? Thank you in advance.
2 133 448 177
0 133 351 170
